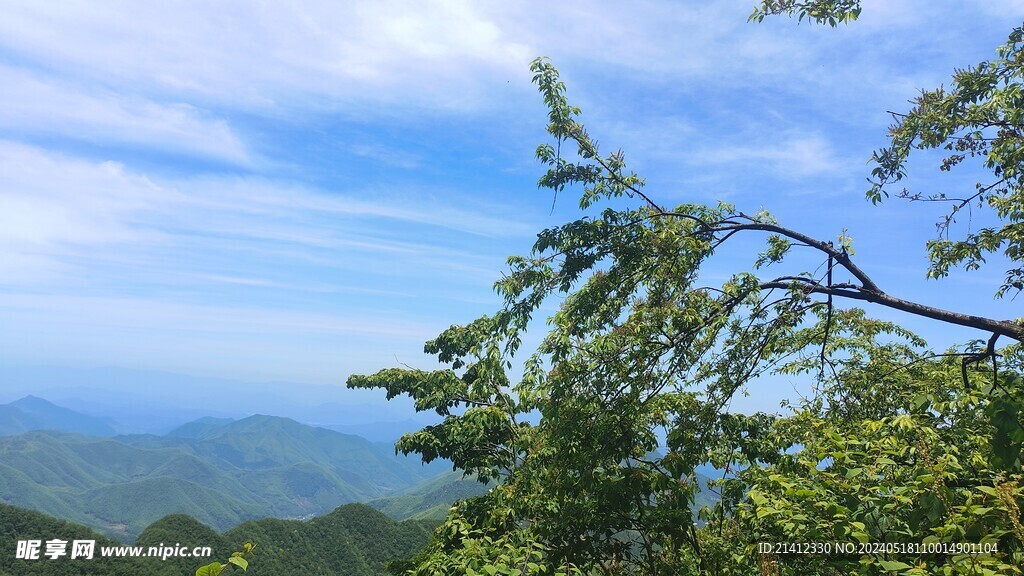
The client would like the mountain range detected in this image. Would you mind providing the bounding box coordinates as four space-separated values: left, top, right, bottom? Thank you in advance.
0 393 716 551
0 365 438 438
0 401 456 541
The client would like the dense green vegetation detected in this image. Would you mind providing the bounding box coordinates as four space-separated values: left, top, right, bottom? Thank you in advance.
349 3 1024 574
0 502 433 576
135 514 231 576
1 502 142 576
368 469 718 525
0 415 446 541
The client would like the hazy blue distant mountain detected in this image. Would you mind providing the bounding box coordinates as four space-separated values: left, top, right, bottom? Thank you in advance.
171 412 432 444
322 418 431 443
0 415 447 541
165 416 236 438
132 415 448 493
0 404 38 435
1 364 432 434
0 395 117 436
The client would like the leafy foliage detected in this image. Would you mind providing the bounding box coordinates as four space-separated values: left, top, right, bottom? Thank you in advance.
868 24 1024 298
350 10 1024 576
726 346 1024 574
748 0 861 26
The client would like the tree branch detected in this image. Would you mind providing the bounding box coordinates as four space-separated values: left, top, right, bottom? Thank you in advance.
760 279 1022 341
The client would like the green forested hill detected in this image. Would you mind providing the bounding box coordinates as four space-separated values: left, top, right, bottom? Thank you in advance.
0 503 147 576
0 415 446 541
368 470 492 522
157 415 442 492
0 502 434 576
225 504 434 576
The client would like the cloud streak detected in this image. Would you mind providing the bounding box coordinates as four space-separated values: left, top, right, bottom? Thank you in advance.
0 1 533 114
0 65 251 165
691 132 847 179
0 142 535 290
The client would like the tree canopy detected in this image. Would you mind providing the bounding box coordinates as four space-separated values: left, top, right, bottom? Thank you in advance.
349 5 1024 575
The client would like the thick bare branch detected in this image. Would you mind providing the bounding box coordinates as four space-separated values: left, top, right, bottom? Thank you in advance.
760 279 1022 341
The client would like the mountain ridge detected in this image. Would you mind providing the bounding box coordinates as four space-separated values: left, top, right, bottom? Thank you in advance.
0 395 117 436
0 411 449 541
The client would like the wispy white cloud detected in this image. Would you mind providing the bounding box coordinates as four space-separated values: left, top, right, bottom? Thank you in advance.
0 1 533 114
688 132 848 180
171 175 539 240
3 1 1014 119
0 138 524 380
0 65 250 165
0 141 533 292
1 0 1011 174
969 0 1024 19
350 144 421 169
0 293 435 338
0 141 167 251
197 273 418 297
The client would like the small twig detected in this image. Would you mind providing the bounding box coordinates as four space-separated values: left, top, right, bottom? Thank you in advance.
819 250 835 381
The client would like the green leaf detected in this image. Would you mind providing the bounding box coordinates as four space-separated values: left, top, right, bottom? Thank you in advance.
878 559 914 571
196 562 224 576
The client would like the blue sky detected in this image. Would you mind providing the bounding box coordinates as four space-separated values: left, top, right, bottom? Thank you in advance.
1 1 1022 413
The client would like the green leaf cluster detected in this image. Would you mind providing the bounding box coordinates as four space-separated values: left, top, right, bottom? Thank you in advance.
734 352 1024 575
868 25 1024 297
195 542 255 576
748 0 861 26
